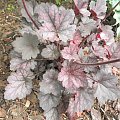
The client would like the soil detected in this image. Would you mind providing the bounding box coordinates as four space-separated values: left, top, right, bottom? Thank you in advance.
0 0 120 120
0 1 44 120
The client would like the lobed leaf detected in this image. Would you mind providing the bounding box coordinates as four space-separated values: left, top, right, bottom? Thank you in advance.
4 70 34 100
89 0 107 19
40 69 63 96
73 0 90 16
58 61 87 90
12 33 39 60
44 108 59 120
35 3 76 42
41 44 60 60
93 71 120 104
38 92 61 111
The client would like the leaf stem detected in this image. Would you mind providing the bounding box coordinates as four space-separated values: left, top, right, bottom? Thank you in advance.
102 0 120 22
79 34 91 48
77 58 120 66
22 0 39 30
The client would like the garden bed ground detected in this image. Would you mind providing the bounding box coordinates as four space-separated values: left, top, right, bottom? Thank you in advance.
0 0 120 120
0 1 44 120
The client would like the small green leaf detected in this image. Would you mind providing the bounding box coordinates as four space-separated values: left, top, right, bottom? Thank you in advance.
6 4 15 11
55 0 61 5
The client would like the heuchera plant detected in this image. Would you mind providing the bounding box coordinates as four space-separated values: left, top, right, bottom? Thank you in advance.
5 0 120 119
